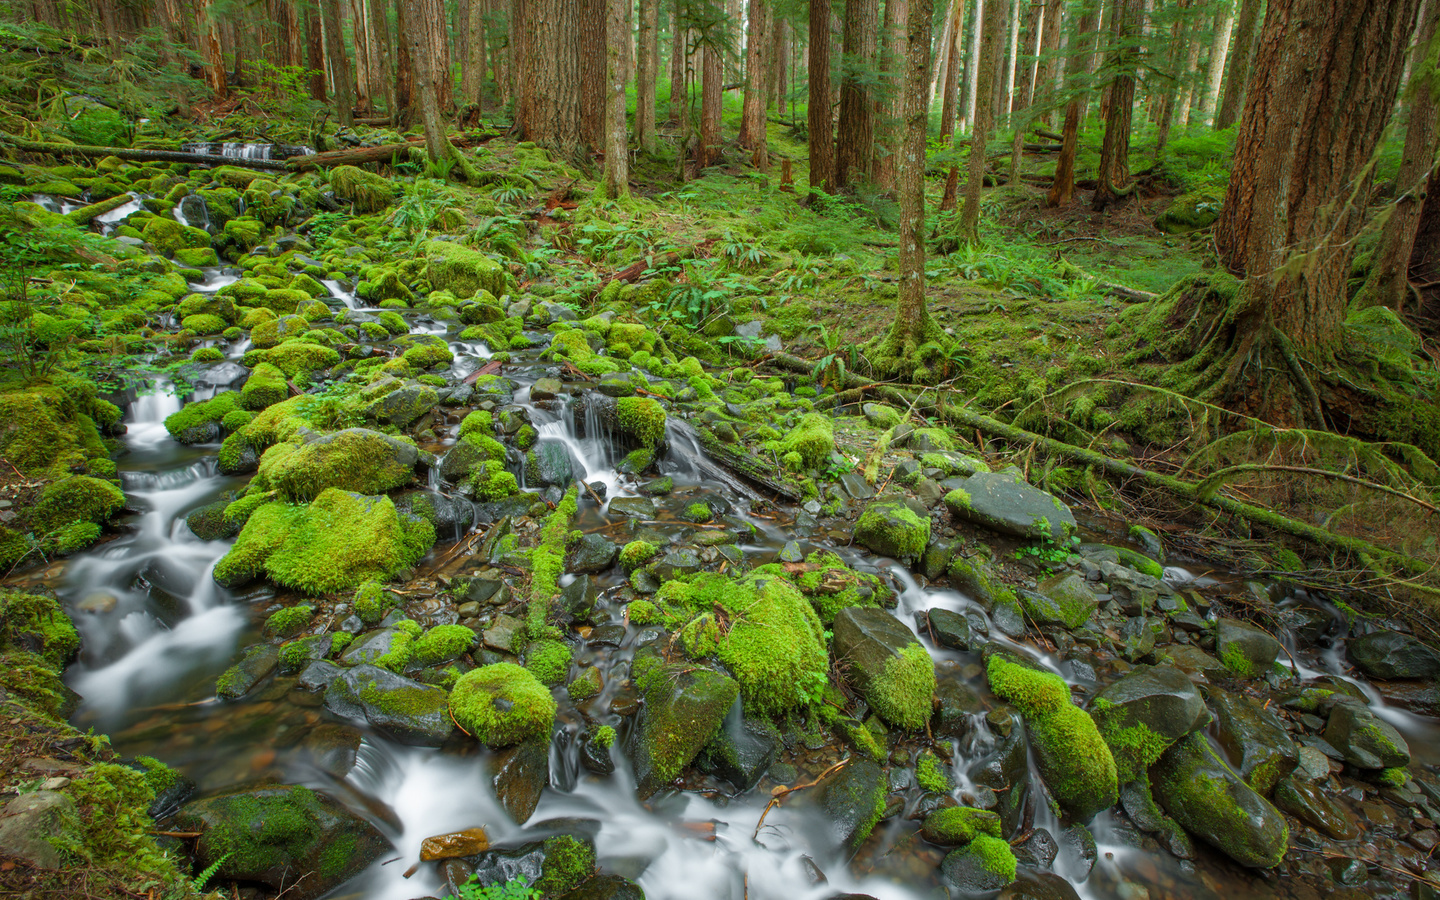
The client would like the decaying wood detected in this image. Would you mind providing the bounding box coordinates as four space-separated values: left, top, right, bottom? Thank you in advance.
1 136 291 171
692 426 804 500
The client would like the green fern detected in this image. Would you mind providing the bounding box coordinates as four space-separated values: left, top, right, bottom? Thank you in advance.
192 853 230 891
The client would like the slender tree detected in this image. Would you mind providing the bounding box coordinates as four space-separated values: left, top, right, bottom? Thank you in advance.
1198 0 1235 124
1092 0 1140 210
1007 0 1041 185
835 0 879 187
739 0 771 166
957 0 1005 242
1046 0 1097 206
305 6 327 101
601 0 631 195
637 0 659 151
808 0 835 191
865 0 946 376
1215 0 1263 128
1174 0 1206 129
936 0 965 138
700 38 723 167
873 0 909 191
403 0 452 163
670 3 686 124
462 0 486 109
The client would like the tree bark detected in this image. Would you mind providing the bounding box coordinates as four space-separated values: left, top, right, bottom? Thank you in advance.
873 0 909 190
1214 0 1262 129
1003 0 1019 112
580 0 606 148
1092 0 1139 210
197 0 227 99
463 0 487 108
835 0 879 188
1033 0 1061 124
305 5 327 101
403 0 453 163
670 1 686 124
739 0 771 166
321 0 355 125
601 0 631 195
937 0 965 138
808 0 835 191
700 40 723 168
1047 1 1097 206
1198 0 1234 125
351 0 374 113
637 0 659 151
1007 0 1042 184
958 0 1005 243
1357 0 1438 311
524 0 583 153
1174 0 1205 129
866 0 945 376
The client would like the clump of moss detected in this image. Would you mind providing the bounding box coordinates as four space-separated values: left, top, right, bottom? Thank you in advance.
986 653 1118 820
921 806 1003 845
241 362 290 411
594 724 616 749
69 762 181 887
373 619 423 672
968 833 1018 883
777 413 835 470
449 662 557 747
627 599 666 626
164 392 242 443
534 835 595 896
703 571 829 717
616 396 667 447
412 624 476 667
0 588 80 666
527 485 578 639
619 539 657 572
256 429 416 501
525 638 572 685
263 604 314 638
916 750 953 794
29 475 125 536
682 501 713 522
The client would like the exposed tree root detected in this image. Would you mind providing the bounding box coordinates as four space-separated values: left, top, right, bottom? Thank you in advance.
860 310 952 383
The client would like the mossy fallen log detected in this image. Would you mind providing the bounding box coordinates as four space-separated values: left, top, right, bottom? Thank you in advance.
1 135 291 171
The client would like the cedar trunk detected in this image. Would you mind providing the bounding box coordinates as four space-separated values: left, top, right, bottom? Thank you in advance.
637 0 659 151
404 0 451 162
1046 2 1096 206
463 0 486 108
808 0 835 191
1091 0 1139 210
601 0 631 196
305 6 327 101
957 0 1005 244
873 0 909 191
524 0 583 153
700 41 723 168
835 0 879 188
739 0 772 166
580 0 606 148
321 0 355 125
1215 0 1263 129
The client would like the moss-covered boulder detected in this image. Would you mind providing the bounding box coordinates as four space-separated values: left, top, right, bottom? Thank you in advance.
29 475 125 536
186 499 239 541
812 756 887 853
324 663 457 746
1154 190 1222 234
777 412 835 470
330 165 396 212
831 606 935 730
628 662 739 798
241 362 290 410
0 387 109 478
213 489 435 593
1150 732 1289 868
363 383 439 429
424 239 508 298
920 806 1003 845
853 498 930 563
257 429 418 501
1025 571 1098 630
449 662 557 748
250 314 308 349
943 471 1076 542
1323 703 1410 769
1216 618 1281 678
1088 664 1206 783
173 785 391 900
1348 630 1440 680
164 392 241 444
986 652 1118 821
615 396 667 448
939 834 1018 892
140 216 211 255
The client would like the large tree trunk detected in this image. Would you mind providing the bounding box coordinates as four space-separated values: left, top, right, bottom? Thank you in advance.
835 0 879 188
1047 1 1097 206
1408 166 1440 325
321 0 355 125
1214 0 1262 129
873 0 909 191
524 0 582 153
1033 0 1061 125
404 0 452 163
197 0 227 99
700 40 723 168
580 0 606 148
957 0 1005 244
739 0 771 166
1174 0 1206 129
1155 0 1425 429
463 0 486 108
1356 0 1439 311
1091 0 1139 210
601 0 630 196
395 0 415 122
963 0 984 130
305 5 327 101
637 0 659 151
866 0 945 376
351 0 374 114
1197 0 1234 125
1007 0 1042 184
808 0 835 191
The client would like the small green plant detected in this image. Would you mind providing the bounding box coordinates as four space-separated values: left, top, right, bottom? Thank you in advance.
192 853 231 891
447 873 542 900
1013 532 1081 566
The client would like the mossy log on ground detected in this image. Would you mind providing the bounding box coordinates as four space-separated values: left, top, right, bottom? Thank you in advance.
764 351 1436 585
692 425 804 500
1 135 290 171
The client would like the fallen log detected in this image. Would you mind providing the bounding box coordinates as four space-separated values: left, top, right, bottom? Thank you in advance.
1 136 291 171
762 351 1434 583
63 193 137 225
595 250 686 292
692 426 803 501
288 133 499 170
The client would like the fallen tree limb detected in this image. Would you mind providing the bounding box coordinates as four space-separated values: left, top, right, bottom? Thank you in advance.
763 351 1436 580
692 425 803 500
288 133 499 170
595 251 686 292
1 136 291 171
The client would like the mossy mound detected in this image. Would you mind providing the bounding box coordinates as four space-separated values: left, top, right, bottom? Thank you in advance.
449 662 558 748
986 652 1118 821
777 412 835 470
29 475 125 537
424 239 508 298
255 429 418 501
0 387 110 478
853 499 930 562
164 391 242 444
329 165 396 212
213 488 435 594
242 362 290 410
616 396 667 447
630 661 740 796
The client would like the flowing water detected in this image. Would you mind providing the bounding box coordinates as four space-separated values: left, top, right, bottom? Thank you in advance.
36 313 1440 900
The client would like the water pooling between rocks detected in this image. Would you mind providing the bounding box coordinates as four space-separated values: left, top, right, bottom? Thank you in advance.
16 226 1440 900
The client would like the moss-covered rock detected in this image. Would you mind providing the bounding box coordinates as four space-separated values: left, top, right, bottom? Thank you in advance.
0 387 109 478
29 475 125 537
628 662 739 798
330 165 396 212
831 606 936 730
241 362 290 410
920 806 1002 845
615 396 667 447
140 216 210 255
939 833 1017 892
986 652 1118 820
424 239 508 298
449 662 557 748
323 663 457 746
813 756 887 853
213 488 435 593
1088 664 1206 783
853 499 930 563
164 391 241 444
777 412 835 470
1150 732 1289 868
1154 189 1222 234
173 785 391 900
257 429 418 501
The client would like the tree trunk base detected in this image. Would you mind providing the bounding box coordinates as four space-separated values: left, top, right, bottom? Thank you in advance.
862 309 951 382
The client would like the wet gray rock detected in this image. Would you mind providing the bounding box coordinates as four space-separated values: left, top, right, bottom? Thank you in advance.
217 643 279 700
340 627 404 666
608 496 657 519
365 383 438 428
1088 664 1205 777
531 377 564 400
490 736 550 824
394 490 474 541
1324 703 1410 769
1057 823 1097 880
297 723 363 778
1013 827 1058 867
971 710 1031 835
1210 688 1298 793
277 634 330 674
581 730 615 775
556 876 645 900
566 533 618 574
186 499 239 540
526 442 574 486
651 547 702 579
629 664 739 798
439 439 494 483
324 664 456 746
1273 776 1358 840
1027 572 1097 629
831 606 935 729
1376 680 1440 717
699 704 779 792
840 472 875 500
925 608 973 651
174 785 390 900
934 674 985 740
1150 732 1289 868
943 471 1076 542
921 538 957 580
998 873 1082 900
940 840 1015 893
813 757 888 853
560 576 600 622
0 791 81 868
298 660 344 691
1348 630 1440 680
484 614 526 653
1215 618 1281 677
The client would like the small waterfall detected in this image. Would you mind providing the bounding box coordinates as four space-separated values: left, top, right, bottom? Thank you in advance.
322 279 361 309
180 142 317 160
189 268 240 293
125 382 183 451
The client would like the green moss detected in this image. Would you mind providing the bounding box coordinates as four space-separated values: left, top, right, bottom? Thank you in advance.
222 490 274 530
257 430 415 501
331 632 354 656
616 396 667 447
475 469 519 500
330 165 396 212
449 662 557 747
527 486 578 639
921 806 1003 844
190 785 332 879
703 571 829 717
0 588 80 666
372 620 422 672
619 539 658 572
458 409 494 439
777 413 835 470
916 750 953 793
868 643 937 731
853 500 930 562
1221 641 1258 677
525 638 572 685
986 654 1119 820
263 604 314 638
241 364 288 412
535 835 595 896
69 762 179 885
969 833 1018 883
569 666 602 700
1091 699 1173 784
680 613 721 657
682 501 713 522
594 724 616 749
0 388 109 479
627 599 665 626
412 624 476 667
424 239 508 298
191 346 224 363
214 489 435 594
164 392 242 443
